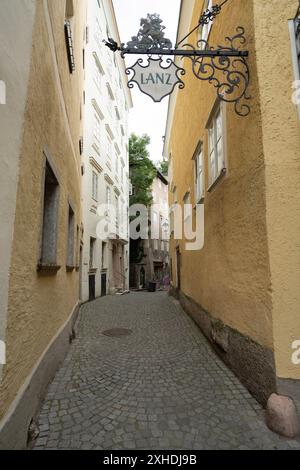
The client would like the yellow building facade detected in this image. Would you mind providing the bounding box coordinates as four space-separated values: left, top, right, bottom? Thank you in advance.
164 0 300 410
0 0 86 448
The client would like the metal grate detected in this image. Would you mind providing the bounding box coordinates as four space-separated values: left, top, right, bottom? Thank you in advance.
102 328 133 337
65 20 75 73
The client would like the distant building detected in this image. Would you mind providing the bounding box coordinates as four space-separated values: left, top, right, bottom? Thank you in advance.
0 0 86 448
81 0 132 301
130 170 169 289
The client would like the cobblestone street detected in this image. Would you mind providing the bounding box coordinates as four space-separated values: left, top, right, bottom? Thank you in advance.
33 292 300 450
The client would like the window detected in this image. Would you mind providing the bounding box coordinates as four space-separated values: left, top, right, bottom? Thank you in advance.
39 161 60 267
106 186 111 205
94 113 101 142
194 143 204 202
183 192 191 221
106 134 112 160
89 237 96 269
94 59 102 91
207 105 225 187
115 154 119 176
198 0 213 48
102 242 107 270
289 12 300 121
295 15 300 74
92 171 98 201
65 0 74 18
67 205 75 268
115 195 119 228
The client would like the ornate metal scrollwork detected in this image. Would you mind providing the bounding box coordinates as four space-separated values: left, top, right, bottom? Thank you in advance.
182 27 251 116
199 4 222 25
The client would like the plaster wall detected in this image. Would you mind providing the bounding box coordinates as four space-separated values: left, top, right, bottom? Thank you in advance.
0 0 86 420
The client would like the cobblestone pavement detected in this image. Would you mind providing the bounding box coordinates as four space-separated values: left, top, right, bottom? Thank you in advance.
33 292 300 450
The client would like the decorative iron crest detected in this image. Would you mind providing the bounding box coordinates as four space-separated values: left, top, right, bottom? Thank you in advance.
126 57 185 103
199 4 222 25
182 27 251 116
126 14 172 51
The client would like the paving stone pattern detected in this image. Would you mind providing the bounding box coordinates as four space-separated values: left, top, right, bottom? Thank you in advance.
33 292 300 450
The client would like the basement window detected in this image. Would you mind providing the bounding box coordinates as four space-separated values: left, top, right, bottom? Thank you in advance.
66 205 75 271
38 161 60 273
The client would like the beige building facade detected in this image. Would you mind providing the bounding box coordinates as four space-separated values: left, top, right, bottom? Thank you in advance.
0 0 86 449
164 0 300 414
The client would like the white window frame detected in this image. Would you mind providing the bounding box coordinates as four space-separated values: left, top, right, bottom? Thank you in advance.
207 103 226 189
198 0 213 49
289 13 300 122
183 192 191 222
106 185 111 206
93 113 101 142
106 134 112 160
92 171 98 201
193 142 205 203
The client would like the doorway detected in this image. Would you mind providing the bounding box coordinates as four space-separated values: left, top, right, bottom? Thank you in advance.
176 248 181 291
89 274 95 301
101 272 107 297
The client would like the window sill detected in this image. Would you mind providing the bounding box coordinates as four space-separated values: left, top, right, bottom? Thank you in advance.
207 168 226 193
194 196 205 208
66 265 75 272
37 263 61 275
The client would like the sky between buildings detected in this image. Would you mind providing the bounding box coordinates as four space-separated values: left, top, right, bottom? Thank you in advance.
112 0 181 165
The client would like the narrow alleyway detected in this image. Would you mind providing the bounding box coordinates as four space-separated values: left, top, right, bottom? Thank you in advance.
33 292 299 450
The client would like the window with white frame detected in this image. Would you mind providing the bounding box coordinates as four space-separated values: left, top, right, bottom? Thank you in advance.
194 143 204 202
198 0 213 49
94 60 102 91
295 14 300 74
106 185 111 205
106 134 112 160
92 171 98 201
208 105 225 187
183 192 191 221
289 12 300 77
115 153 119 176
93 113 101 142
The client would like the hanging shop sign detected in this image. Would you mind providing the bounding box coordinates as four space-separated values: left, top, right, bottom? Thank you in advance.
104 10 251 117
126 57 185 103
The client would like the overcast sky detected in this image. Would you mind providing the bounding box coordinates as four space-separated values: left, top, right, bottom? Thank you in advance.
112 0 181 165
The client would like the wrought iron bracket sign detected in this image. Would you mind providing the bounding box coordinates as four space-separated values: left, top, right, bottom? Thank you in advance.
104 12 251 116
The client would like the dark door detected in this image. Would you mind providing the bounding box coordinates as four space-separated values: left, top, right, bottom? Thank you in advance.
176 248 181 290
101 272 107 297
89 274 95 301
